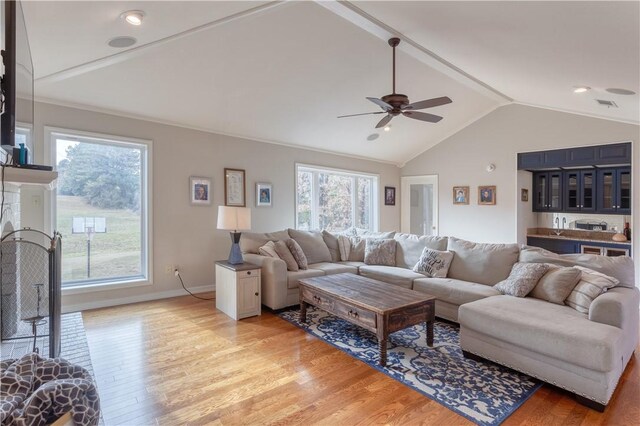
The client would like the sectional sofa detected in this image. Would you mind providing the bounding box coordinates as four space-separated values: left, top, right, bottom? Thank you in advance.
239 229 638 410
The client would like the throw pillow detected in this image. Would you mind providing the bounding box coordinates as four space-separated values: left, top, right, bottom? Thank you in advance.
322 230 341 262
412 248 454 278
348 237 367 262
494 262 550 297
273 240 299 272
258 241 279 258
529 264 582 304
286 239 308 270
565 266 619 314
364 239 396 266
337 235 352 261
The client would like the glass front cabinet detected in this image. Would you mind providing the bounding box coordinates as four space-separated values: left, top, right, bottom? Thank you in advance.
533 171 563 212
564 170 596 212
597 167 631 214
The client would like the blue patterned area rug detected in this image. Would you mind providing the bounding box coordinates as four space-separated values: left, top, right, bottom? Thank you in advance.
279 307 541 426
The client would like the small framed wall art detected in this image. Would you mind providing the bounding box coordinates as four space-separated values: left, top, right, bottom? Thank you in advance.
478 185 496 205
190 176 211 205
256 182 272 207
453 186 469 205
224 168 246 207
521 188 529 202
384 186 396 206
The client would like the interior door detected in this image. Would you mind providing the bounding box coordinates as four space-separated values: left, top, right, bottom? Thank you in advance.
401 175 438 236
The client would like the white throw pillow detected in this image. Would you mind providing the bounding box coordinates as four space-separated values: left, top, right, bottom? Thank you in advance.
413 248 454 278
565 266 619 314
337 235 352 261
258 241 279 258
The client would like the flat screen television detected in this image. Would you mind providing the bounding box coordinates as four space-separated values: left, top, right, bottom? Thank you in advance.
1 0 34 153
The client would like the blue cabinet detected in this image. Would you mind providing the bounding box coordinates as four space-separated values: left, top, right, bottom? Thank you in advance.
597 167 631 215
526 237 579 254
564 170 596 212
533 171 563 212
517 143 630 171
527 237 631 256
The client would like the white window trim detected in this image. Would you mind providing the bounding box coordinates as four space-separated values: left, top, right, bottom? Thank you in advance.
295 163 379 232
44 126 153 292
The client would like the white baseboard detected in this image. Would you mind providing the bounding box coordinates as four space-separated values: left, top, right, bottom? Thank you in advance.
62 285 215 313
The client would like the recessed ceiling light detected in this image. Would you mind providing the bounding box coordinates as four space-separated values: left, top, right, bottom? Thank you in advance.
383 125 392 132
108 36 137 48
606 88 636 96
573 86 591 93
122 10 145 26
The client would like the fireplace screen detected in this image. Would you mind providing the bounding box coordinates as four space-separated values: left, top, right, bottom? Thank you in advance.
1 229 62 357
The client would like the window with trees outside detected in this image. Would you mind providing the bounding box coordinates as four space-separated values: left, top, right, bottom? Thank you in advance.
51 129 151 288
296 164 378 232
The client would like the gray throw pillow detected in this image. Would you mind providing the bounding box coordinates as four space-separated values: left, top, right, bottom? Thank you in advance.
529 264 582 304
565 266 619 314
413 248 454 278
494 262 549 297
286 239 308 270
364 239 396 266
322 230 340 262
273 240 299 272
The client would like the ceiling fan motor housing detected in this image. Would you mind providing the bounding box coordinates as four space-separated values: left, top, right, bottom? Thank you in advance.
381 93 410 114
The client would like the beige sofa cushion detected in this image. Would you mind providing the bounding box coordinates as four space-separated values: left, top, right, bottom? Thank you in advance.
258 241 279 258
240 230 290 254
394 233 448 269
307 262 358 275
288 229 332 264
413 277 501 306
520 247 635 288
530 265 582 304
459 295 622 372
447 237 520 285
287 269 325 289
358 265 424 289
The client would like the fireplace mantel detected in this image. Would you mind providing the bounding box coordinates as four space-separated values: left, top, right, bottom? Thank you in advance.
3 166 58 190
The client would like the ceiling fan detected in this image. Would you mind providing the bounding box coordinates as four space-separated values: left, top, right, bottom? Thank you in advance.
338 37 452 129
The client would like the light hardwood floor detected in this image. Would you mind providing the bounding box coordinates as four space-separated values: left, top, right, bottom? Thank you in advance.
82 294 640 425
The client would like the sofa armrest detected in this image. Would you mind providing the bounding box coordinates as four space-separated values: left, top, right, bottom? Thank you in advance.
589 287 640 330
243 253 289 310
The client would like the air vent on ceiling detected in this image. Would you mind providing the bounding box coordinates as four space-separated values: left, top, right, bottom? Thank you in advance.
595 99 618 108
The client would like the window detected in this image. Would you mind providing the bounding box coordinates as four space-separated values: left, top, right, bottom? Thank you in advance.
50 129 151 288
296 164 378 232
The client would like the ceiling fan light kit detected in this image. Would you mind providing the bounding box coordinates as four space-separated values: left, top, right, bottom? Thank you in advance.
339 37 452 128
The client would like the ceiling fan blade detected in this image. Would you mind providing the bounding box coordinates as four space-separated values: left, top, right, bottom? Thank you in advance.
337 111 386 118
367 97 393 112
375 114 394 128
402 111 443 123
404 96 452 111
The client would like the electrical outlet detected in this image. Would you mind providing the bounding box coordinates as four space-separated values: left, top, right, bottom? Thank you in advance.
164 265 173 274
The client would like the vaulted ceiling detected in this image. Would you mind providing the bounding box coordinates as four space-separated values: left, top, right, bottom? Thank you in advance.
23 1 640 166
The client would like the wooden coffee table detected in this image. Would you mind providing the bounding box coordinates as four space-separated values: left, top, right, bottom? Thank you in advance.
298 273 435 366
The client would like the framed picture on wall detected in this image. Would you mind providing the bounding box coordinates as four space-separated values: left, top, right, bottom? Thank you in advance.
256 182 272 207
478 185 496 205
453 186 469 205
190 176 211 205
384 186 396 206
521 188 529 202
224 168 246 207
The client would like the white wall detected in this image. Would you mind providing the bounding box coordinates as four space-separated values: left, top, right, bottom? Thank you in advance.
22 101 401 311
402 103 640 284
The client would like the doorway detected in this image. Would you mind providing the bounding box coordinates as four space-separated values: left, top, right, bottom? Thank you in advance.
401 175 438 235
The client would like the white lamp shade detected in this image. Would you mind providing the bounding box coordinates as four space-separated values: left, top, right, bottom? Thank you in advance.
217 206 251 231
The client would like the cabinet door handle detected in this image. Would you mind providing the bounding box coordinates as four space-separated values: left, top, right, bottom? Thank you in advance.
247 271 251 275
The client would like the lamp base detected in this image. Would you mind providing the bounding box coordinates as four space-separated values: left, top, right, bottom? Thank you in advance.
227 232 244 265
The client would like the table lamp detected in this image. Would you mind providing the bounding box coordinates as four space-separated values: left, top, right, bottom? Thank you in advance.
217 206 251 264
